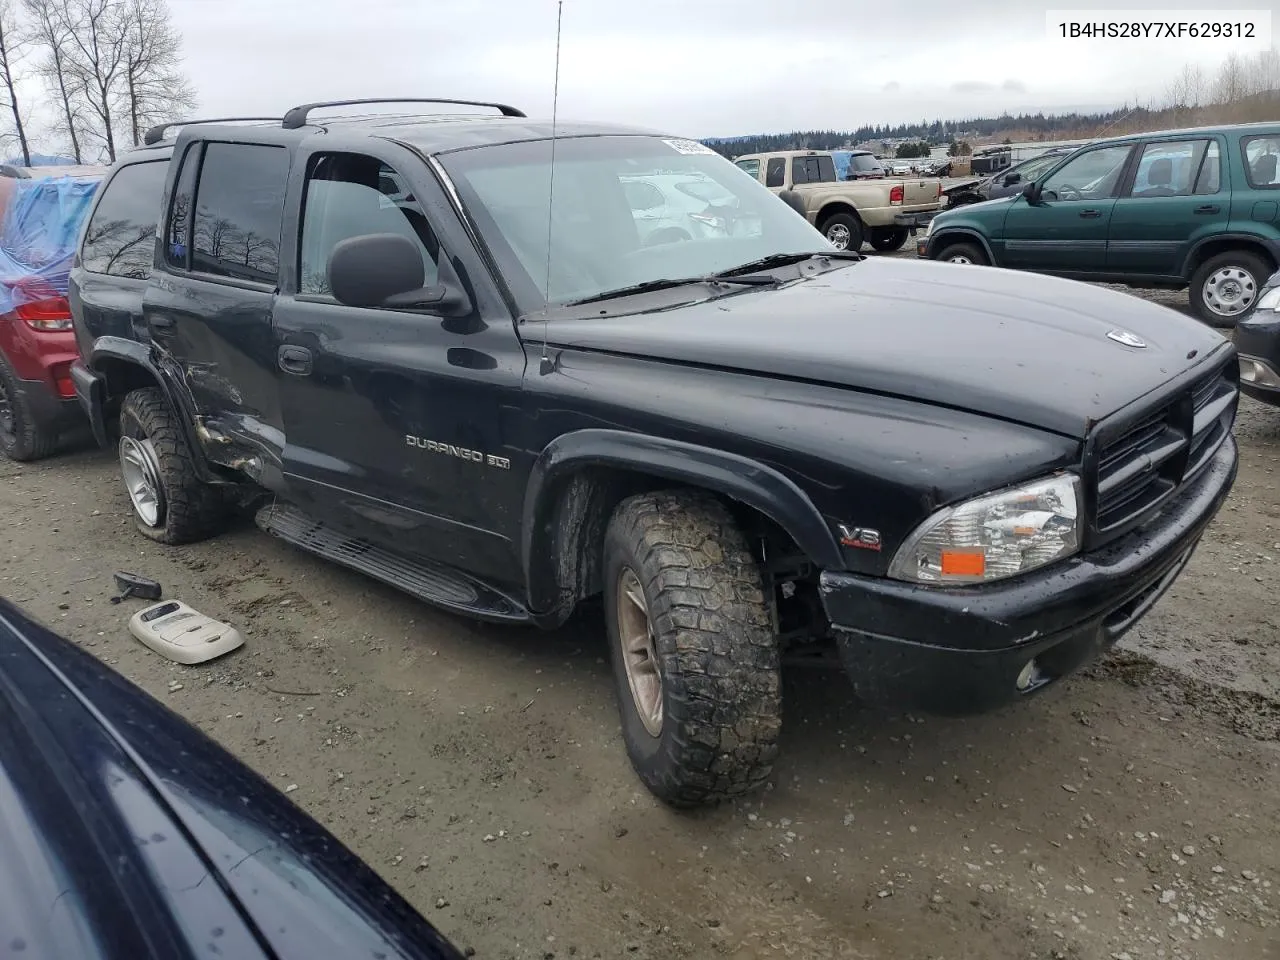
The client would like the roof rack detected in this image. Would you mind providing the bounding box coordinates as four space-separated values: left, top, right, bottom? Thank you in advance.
143 117 281 146
281 98 526 130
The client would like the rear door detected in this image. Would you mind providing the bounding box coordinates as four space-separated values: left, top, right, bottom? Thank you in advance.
145 137 291 473
999 142 1135 273
1106 137 1223 278
69 157 170 357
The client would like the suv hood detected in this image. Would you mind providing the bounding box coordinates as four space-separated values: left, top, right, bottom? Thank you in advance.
537 256 1228 438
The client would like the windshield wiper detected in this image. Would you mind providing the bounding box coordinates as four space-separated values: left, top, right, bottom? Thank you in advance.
566 274 777 307
712 250 863 278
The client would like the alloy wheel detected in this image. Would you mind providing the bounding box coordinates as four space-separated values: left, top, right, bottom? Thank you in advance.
120 435 165 528
616 566 663 738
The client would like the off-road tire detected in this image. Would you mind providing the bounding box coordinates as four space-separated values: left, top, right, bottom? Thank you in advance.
935 240 988 265
0 351 58 462
868 226 910 252
1189 250 1270 328
119 387 228 544
818 212 863 252
603 491 782 808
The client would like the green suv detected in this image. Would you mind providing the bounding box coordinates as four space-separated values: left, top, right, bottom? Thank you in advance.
917 124 1280 326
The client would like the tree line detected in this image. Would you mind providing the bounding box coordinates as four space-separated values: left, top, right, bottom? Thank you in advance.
704 47 1280 158
0 0 193 166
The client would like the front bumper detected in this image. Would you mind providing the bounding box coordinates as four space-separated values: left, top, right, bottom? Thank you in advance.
820 436 1237 715
1234 311 1280 406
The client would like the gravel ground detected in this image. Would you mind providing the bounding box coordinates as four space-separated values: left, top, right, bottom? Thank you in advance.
1 272 1277 960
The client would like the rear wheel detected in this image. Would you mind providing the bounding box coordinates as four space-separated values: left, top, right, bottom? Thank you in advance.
935 240 988 265
819 212 863 252
0 351 57 462
118 387 228 544
603 491 782 808
1190 250 1269 327
868 226 910 252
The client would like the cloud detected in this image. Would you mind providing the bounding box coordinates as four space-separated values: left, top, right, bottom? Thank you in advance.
1002 79 1028 93
951 80 997 94
882 81 901 93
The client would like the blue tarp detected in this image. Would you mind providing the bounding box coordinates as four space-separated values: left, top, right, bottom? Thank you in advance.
0 175 100 314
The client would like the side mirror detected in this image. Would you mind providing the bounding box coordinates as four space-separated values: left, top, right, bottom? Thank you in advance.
1004 172 1021 186
1022 181 1042 205
328 233 472 316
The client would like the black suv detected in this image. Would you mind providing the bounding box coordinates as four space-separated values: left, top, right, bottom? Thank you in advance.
69 98 1240 808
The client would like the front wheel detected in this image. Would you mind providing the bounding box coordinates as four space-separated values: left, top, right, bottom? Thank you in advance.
935 240 988 265
1190 250 1269 327
819 212 863 252
118 387 229 544
868 226 910 252
603 491 782 808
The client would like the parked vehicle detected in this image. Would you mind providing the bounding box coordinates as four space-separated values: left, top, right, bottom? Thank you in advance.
0 166 105 461
1235 268 1280 406
970 145 1012 176
918 123 1280 326
733 149 942 251
833 149 887 180
0 596 467 960
72 99 1238 809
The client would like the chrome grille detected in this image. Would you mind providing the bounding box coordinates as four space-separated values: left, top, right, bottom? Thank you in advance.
1093 360 1236 536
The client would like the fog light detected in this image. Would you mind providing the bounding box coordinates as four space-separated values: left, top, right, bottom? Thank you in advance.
1016 658 1042 692
1239 356 1280 389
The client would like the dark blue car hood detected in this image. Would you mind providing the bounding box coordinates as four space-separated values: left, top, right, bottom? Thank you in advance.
0 599 464 960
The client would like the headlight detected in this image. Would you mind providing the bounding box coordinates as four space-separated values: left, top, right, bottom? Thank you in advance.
888 473 1082 584
924 217 938 237
1255 287 1280 312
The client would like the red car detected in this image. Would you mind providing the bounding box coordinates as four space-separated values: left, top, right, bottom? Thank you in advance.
0 166 105 461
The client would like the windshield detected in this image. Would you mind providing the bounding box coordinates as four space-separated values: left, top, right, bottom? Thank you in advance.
441 136 830 312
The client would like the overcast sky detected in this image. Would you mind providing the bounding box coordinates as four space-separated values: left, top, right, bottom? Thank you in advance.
19 0 1280 147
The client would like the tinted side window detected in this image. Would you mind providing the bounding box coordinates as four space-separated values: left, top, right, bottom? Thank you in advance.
298 153 440 297
166 142 200 268
734 158 760 179
1242 135 1280 188
191 142 288 284
81 160 168 279
765 157 785 188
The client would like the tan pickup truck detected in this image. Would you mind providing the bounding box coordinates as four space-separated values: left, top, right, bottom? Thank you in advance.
732 150 943 252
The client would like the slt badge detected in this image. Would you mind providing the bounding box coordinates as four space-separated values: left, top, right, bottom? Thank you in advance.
1106 329 1146 349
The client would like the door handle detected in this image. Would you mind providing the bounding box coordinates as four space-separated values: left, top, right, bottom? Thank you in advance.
277 345 313 376
1194 204 1220 214
1079 209 1102 219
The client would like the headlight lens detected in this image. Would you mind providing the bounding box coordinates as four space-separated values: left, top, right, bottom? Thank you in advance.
1255 286 1280 312
888 473 1082 584
924 217 937 237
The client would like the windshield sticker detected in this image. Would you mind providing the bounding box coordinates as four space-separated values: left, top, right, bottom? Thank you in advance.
663 138 715 156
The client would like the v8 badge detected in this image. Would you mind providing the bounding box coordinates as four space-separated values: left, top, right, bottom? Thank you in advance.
837 525 882 551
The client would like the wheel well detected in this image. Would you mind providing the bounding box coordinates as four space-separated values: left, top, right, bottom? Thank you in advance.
542 466 808 610
95 357 161 426
816 202 862 227
932 231 992 262
1185 238 1277 278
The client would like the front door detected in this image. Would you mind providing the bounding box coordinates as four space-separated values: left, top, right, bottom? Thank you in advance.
999 143 1135 273
270 145 528 585
1107 138 1224 278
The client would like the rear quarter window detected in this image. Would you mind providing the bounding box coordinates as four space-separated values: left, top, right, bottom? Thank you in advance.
81 160 169 279
1242 135 1280 189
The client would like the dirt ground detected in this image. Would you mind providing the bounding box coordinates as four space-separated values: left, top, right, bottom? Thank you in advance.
2 281 1278 960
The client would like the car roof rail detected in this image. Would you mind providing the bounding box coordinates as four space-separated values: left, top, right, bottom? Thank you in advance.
142 117 282 146
281 98 527 129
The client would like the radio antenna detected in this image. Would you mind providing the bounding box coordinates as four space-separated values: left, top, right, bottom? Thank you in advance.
539 0 564 376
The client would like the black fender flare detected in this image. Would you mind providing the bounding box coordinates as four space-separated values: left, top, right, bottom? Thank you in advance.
521 429 844 616
927 227 996 264
1180 232 1280 279
86 336 223 483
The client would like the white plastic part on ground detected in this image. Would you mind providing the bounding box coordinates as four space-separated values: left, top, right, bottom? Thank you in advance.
128 600 244 665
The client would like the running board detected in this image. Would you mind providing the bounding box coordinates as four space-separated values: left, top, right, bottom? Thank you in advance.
254 502 530 623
